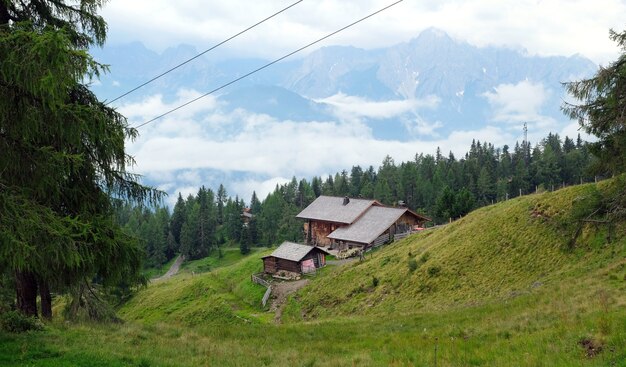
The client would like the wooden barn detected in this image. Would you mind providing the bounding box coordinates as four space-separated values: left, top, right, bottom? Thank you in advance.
296 195 430 249
262 241 330 275
296 196 381 246
327 206 427 250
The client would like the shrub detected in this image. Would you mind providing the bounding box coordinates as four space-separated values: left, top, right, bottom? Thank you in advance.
408 259 418 272
372 276 379 287
427 266 441 277
0 310 43 333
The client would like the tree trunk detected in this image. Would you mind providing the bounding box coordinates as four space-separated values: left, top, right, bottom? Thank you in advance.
15 270 38 317
39 279 52 320
0 4 10 25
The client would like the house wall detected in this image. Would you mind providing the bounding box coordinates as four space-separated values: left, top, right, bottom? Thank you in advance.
264 257 300 274
307 220 343 247
302 249 327 268
396 212 423 232
263 257 277 274
264 249 328 275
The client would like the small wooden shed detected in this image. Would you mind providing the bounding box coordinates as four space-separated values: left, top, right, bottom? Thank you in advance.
262 241 330 275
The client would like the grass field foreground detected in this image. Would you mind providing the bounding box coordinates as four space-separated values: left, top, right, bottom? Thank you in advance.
1 181 626 366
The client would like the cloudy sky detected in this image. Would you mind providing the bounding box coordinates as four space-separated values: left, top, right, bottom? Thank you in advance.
98 0 626 203
102 0 625 64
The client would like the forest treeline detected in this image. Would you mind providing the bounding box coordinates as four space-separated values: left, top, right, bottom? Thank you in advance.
119 132 596 270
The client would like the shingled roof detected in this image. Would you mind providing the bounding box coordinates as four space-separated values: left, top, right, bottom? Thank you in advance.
262 241 329 262
296 196 376 224
327 206 409 245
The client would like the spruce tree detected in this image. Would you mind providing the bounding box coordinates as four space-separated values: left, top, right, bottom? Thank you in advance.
0 0 159 318
563 29 626 175
171 193 186 245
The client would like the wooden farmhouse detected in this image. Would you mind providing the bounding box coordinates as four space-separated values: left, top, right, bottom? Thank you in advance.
262 241 330 276
296 196 430 250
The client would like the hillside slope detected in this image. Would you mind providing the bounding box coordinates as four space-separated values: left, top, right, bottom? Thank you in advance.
3 181 626 366
119 249 269 325
284 180 626 320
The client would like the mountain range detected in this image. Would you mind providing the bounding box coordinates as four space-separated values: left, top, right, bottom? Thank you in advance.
91 27 597 140
88 28 599 202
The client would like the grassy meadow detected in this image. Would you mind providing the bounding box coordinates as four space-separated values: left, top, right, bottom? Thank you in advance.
1 181 626 366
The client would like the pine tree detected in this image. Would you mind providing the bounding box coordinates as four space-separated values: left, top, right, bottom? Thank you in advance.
171 193 186 245
0 0 159 318
180 203 200 259
311 176 322 197
250 191 262 214
196 186 216 257
563 29 626 175
216 184 227 225
434 186 456 222
349 166 363 197
321 175 335 196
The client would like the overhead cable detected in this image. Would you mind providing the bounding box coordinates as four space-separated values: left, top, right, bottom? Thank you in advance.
106 0 304 105
134 0 404 129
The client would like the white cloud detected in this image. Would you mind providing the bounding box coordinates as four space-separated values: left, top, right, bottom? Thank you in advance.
125 91 516 199
167 185 201 206
101 0 624 65
118 89 219 126
560 121 593 142
483 80 549 120
319 93 443 137
231 177 292 203
402 117 444 137
177 170 203 185
483 80 557 130
319 93 440 120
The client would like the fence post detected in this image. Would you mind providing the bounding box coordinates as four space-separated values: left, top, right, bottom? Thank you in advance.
434 337 438 367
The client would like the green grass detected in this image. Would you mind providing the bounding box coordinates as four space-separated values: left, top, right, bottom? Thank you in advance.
120 248 272 325
179 246 266 275
284 182 626 319
2 181 626 366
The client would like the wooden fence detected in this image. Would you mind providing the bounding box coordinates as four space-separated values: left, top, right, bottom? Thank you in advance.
394 227 437 241
394 231 412 241
251 273 272 307
261 286 272 307
251 273 270 287
372 233 390 248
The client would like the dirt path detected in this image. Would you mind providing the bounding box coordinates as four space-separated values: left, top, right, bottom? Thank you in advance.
270 279 309 323
152 254 185 282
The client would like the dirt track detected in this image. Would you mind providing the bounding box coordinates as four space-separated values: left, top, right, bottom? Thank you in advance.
152 255 184 282
270 279 309 323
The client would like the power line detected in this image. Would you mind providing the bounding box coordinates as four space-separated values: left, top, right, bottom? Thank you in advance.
106 0 304 105
134 0 404 129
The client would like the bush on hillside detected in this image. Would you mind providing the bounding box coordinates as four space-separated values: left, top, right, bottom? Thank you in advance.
407 259 418 272
371 276 379 287
427 266 441 277
0 311 43 333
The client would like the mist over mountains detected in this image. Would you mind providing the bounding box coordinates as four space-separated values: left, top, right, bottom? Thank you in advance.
89 28 598 202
